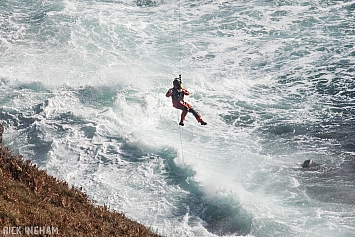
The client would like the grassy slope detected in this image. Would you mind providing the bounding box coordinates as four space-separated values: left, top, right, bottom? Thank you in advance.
0 146 163 237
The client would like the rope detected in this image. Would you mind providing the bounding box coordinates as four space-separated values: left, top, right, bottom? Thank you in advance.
178 0 182 75
177 0 185 165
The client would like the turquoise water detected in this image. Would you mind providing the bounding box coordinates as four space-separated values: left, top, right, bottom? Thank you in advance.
1 0 355 236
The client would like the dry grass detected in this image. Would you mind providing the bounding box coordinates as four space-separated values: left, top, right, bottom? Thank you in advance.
0 146 163 237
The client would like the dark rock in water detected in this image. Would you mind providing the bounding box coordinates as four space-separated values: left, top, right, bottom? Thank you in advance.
300 159 328 172
302 159 314 168
0 123 3 143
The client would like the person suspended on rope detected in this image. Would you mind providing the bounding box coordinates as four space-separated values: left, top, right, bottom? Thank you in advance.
166 76 207 126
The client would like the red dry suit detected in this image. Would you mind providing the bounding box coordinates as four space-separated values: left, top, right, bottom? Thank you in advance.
166 86 205 125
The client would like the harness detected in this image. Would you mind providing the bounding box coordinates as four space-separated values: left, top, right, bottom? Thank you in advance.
172 88 184 102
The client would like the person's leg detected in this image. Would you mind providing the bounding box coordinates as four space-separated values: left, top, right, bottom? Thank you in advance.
179 106 188 125
185 103 207 125
176 102 207 126
189 108 203 122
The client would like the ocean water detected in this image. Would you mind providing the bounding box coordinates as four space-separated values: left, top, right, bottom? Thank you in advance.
1 0 355 236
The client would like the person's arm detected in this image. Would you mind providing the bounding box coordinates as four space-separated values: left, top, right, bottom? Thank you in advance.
183 88 190 96
166 88 173 97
